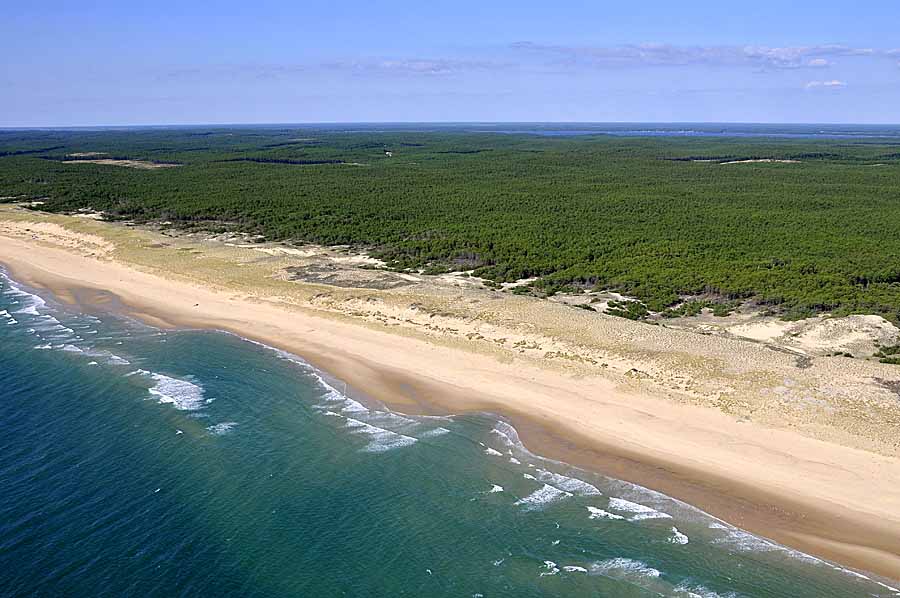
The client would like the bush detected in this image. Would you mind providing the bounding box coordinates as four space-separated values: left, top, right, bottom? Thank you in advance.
606 300 650 320
876 345 900 364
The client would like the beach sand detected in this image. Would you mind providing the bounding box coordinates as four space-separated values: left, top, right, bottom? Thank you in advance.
2 205 900 582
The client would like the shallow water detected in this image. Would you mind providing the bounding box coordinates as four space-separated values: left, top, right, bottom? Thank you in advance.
1 269 898 597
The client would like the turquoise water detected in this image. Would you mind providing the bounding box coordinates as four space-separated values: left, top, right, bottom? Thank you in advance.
1 269 898 598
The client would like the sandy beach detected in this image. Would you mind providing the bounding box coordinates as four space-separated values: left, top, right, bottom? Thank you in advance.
3 205 900 583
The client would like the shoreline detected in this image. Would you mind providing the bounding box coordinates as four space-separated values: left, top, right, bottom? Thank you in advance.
3 219 900 583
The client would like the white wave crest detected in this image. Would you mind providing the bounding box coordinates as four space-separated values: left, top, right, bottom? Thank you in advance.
673 582 737 598
708 521 783 552
84 349 131 365
344 417 417 453
490 421 521 448
587 506 625 520
207 422 238 435
9 294 45 315
340 401 369 415
4 279 46 315
535 468 602 496
146 372 206 410
669 527 689 545
608 498 672 521
540 560 560 577
420 427 450 438
590 557 662 580
365 409 417 426
514 484 572 510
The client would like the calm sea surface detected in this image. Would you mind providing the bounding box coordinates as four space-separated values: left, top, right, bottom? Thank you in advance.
34 122 900 140
1 269 898 597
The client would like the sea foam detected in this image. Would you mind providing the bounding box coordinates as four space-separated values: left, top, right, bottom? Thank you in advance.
344 417 417 453
420 427 450 438
587 506 625 521
608 497 672 522
534 468 601 496
669 526 689 545
514 484 572 510
248 337 452 449
673 582 736 598
539 560 560 577
145 372 206 410
2 277 47 316
207 422 238 435
590 557 662 580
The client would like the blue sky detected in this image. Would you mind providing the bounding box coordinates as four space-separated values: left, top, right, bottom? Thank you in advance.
2 1 899 126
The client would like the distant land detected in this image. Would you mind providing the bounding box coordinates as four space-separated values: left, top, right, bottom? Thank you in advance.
3 124 900 323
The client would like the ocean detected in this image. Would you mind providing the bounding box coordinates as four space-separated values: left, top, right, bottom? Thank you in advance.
42 122 900 140
1 268 898 598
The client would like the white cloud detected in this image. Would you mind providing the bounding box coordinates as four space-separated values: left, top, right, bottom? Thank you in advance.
805 80 847 89
322 58 505 76
513 42 895 70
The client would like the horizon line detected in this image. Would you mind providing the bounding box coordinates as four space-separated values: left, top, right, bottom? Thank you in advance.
3 120 900 131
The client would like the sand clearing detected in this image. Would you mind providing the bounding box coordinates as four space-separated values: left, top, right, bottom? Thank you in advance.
720 159 801 165
1 205 900 582
63 159 180 169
